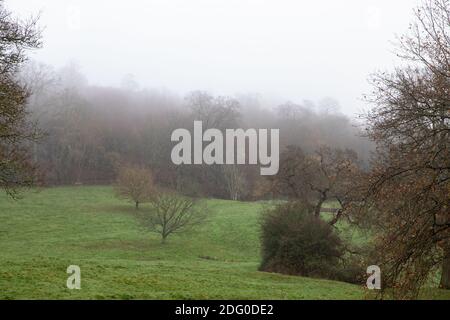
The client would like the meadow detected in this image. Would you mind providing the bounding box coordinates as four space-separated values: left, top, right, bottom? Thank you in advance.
0 186 448 299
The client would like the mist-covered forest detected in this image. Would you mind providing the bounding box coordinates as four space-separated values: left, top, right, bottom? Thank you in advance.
22 61 372 199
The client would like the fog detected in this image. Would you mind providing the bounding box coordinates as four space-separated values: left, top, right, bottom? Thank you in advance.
7 0 420 117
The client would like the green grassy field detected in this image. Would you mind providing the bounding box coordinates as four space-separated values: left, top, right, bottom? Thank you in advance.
0 186 448 299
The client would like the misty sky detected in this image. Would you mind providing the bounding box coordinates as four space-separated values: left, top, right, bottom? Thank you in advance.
7 0 421 116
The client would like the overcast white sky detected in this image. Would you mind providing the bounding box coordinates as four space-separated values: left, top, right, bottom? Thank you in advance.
7 0 421 116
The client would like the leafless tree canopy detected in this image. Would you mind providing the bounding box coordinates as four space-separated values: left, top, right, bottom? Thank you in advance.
114 165 154 209
138 192 208 243
273 145 362 223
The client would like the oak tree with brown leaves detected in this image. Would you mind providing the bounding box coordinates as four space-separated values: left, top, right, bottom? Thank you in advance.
357 0 450 298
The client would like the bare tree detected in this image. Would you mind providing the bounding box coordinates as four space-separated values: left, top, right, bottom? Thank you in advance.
222 164 246 200
0 1 42 197
139 191 207 243
114 165 154 209
186 91 240 130
356 0 450 297
273 145 362 224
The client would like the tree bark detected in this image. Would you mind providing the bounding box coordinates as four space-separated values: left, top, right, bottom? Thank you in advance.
314 203 322 217
440 247 450 289
314 196 326 218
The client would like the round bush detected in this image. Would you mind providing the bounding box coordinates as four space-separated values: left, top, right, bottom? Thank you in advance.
259 202 345 279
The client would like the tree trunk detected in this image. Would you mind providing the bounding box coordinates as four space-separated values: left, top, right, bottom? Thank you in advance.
440 247 450 289
135 201 139 209
314 197 325 218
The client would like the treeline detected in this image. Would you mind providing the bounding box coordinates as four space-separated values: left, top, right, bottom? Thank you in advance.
22 62 372 199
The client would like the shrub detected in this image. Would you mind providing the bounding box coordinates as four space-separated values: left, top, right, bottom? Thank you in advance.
259 202 345 279
331 254 366 284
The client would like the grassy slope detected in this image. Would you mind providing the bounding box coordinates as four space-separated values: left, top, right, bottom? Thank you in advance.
0 186 448 299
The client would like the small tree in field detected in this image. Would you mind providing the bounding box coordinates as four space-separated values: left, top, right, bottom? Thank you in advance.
138 191 207 243
222 164 246 200
114 165 154 209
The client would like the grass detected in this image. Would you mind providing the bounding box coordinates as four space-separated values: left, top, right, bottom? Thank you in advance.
0 186 448 299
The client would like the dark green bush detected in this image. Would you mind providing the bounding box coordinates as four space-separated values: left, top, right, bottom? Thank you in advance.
331 254 366 284
259 202 361 282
